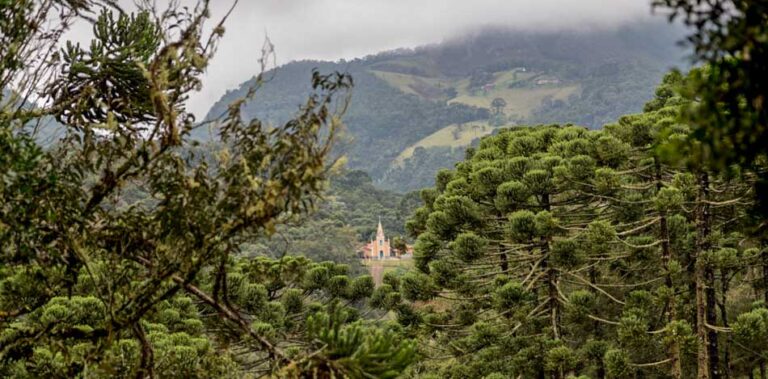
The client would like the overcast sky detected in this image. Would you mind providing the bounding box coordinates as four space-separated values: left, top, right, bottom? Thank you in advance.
67 0 658 115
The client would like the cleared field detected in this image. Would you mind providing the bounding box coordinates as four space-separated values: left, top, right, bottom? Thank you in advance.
362 258 413 271
372 67 579 119
394 123 499 164
370 70 450 97
495 70 537 86
450 85 579 118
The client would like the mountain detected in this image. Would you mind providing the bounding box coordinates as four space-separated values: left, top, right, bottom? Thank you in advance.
203 22 685 191
2 88 66 146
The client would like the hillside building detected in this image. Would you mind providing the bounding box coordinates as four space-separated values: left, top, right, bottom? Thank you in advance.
359 220 412 260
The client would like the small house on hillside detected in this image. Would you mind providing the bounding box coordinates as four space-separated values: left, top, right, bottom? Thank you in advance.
535 76 561 86
482 83 496 93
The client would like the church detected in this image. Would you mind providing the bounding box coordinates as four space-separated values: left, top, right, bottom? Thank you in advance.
359 220 412 260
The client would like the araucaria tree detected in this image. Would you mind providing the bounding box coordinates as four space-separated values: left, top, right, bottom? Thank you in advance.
379 71 768 378
1 1 414 377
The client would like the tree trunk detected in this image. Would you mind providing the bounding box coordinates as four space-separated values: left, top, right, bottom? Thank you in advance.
719 272 732 379
497 209 510 273
656 157 682 379
499 251 509 272
596 362 606 379
695 171 719 379
542 193 560 339
548 266 560 339
589 265 602 338
705 266 720 379
762 241 768 303
696 259 710 379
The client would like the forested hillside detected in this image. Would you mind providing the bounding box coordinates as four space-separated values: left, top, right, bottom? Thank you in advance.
242 170 419 272
202 62 490 190
205 23 684 191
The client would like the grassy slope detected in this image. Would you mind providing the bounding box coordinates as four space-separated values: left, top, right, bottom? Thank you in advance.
370 70 450 98
394 123 499 164
375 67 579 166
452 69 579 118
371 67 580 119
450 83 579 118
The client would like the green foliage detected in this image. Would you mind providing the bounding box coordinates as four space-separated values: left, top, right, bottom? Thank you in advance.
604 349 632 378
284 308 417 378
733 308 768 356
400 272 439 302
450 232 488 262
414 232 442 272
493 281 529 311
653 0 768 169
0 3 416 377
545 345 578 377
507 210 537 242
51 10 160 125
551 239 584 269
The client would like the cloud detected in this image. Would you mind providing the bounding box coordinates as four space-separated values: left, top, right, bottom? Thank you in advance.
64 0 658 115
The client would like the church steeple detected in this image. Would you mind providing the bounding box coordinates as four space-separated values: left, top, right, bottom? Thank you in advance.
360 217 409 260
376 217 385 239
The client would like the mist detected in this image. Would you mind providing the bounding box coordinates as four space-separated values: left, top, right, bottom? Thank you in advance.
64 0 660 115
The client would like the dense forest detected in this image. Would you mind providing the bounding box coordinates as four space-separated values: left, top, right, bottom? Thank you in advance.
2 0 768 378
242 169 419 273
397 72 765 377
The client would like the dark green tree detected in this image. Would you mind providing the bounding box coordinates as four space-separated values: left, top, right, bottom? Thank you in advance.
384 73 763 379
491 97 507 115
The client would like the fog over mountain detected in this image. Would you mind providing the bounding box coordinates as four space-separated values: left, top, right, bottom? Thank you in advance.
203 21 686 191
51 1 687 192
62 1 663 115
193 0 659 115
